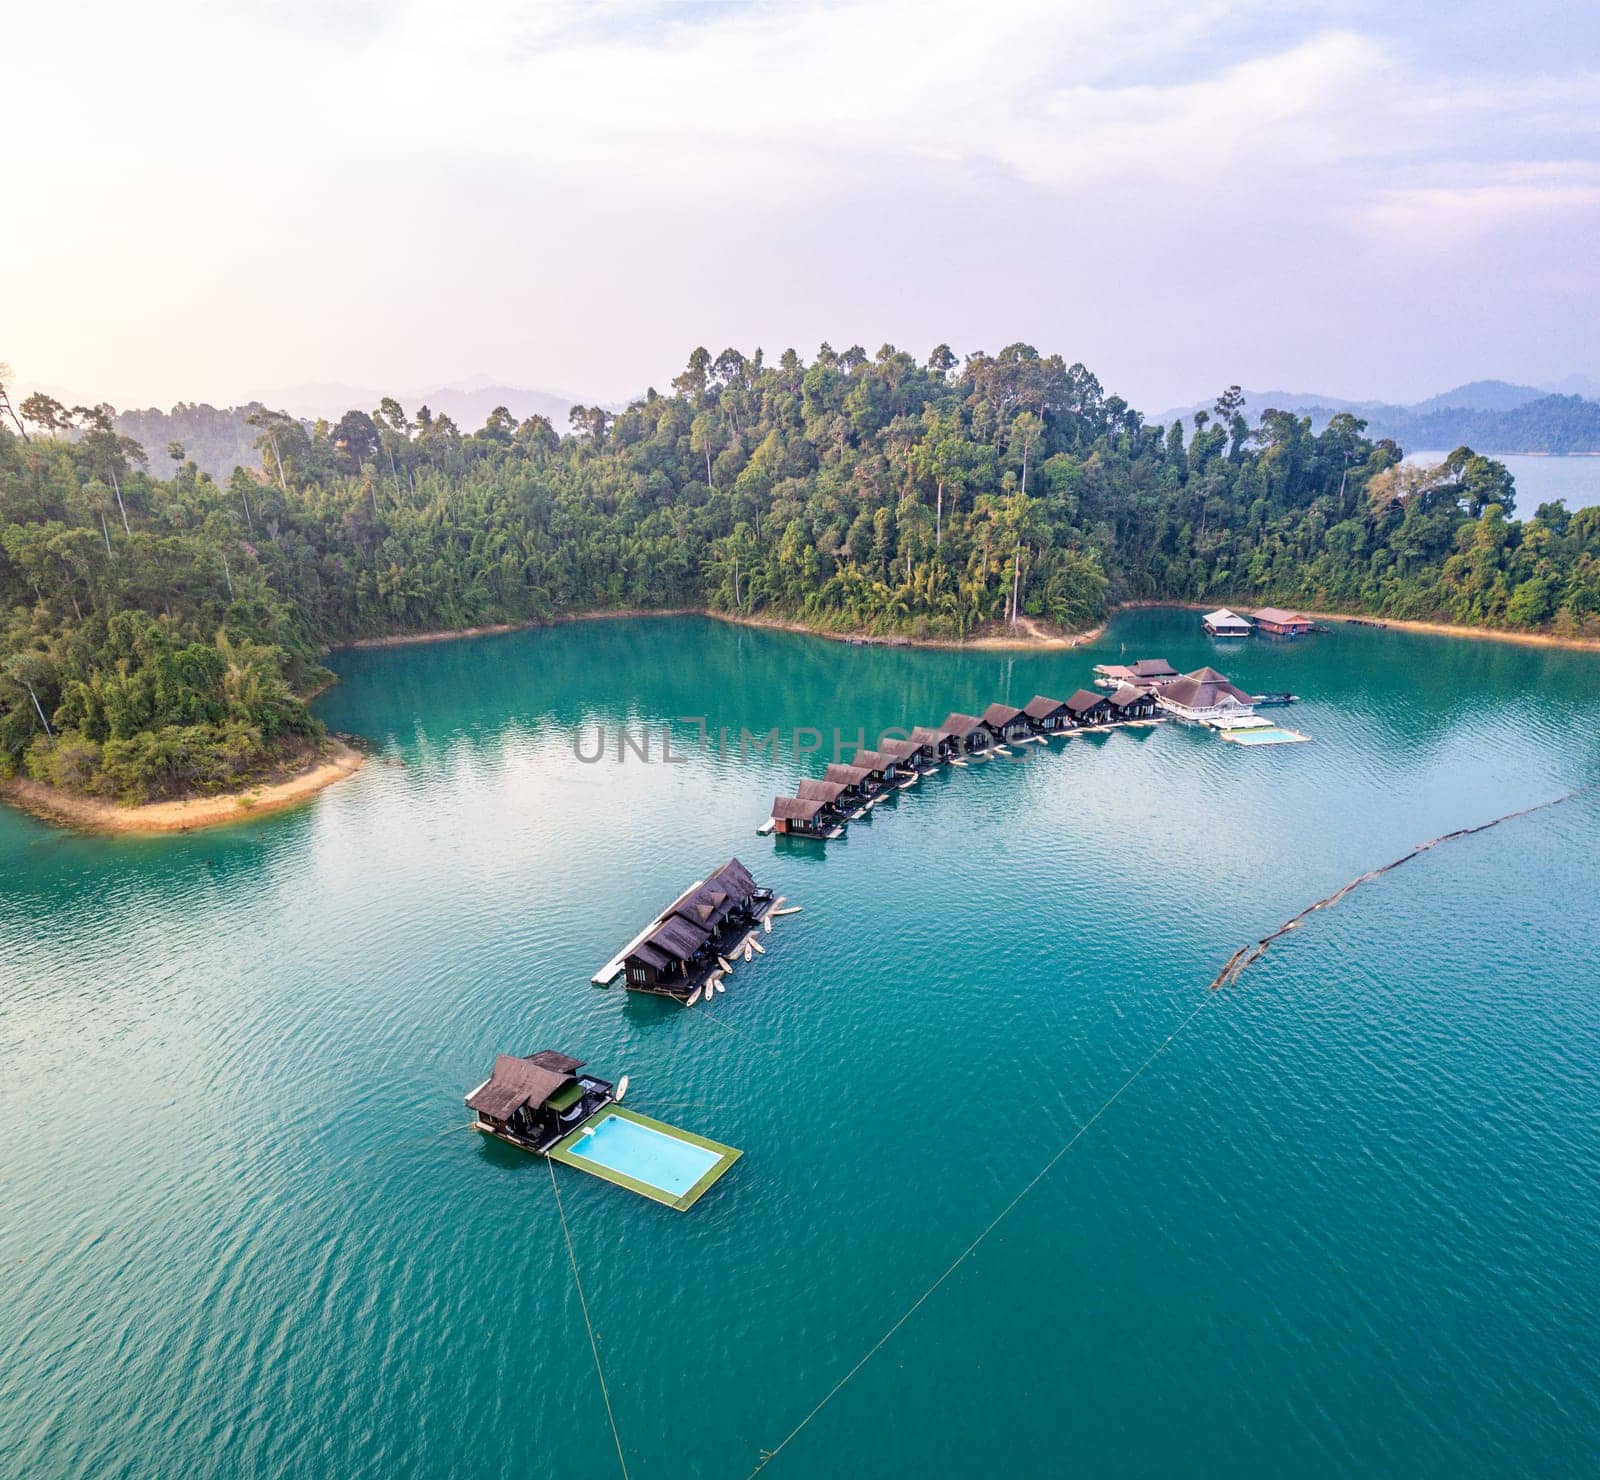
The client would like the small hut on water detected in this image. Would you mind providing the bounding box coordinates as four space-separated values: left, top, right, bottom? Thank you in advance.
1066 689 1113 727
823 762 875 802
1105 682 1159 721
980 702 1030 744
771 795 835 838
1022 695 1071 733
941 712 990 756
466 1050 615 1152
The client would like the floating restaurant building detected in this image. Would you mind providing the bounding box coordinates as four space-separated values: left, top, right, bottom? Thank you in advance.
1022 695 1072 733
1251 607 1314 638
1203 608 1252 638
1156 667 1257 724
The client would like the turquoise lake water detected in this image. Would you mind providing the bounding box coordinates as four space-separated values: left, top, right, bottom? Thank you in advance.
3 610 1599 1478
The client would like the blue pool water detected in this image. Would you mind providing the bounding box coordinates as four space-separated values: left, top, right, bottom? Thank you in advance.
1227 727 1307 746
567 1115 722 1196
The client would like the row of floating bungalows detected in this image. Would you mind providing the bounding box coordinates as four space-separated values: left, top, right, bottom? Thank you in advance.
611 856 775 1000
768 691 1161 837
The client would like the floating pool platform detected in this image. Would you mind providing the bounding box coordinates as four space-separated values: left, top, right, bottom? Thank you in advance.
1222 725 1311 746
549 1105 741 1211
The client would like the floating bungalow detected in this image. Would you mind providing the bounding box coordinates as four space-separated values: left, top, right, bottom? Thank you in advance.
1251 606 1314 638
980 703 1031 745
466 1050 614 1154
1203 608 1252 638
876 737 927 782
796 776 855 822
1066 688 1113 726
850 749 903 789
1155 666 1257 725
941 712 991 756
905 725 955 767
771 794 837 838
823 761 875 802
595 857 772 994
1022 695 1071 734
1105 682 1160 721
467 1050 743 1211
1094 657 1179 690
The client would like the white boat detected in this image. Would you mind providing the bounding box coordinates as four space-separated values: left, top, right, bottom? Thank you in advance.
772 906 802 917
743 944 754 962
686 986 702 1006
763 916 772 934
615 1075 629 1101
751 938 765 955
718 955 733 972
715 979 726 994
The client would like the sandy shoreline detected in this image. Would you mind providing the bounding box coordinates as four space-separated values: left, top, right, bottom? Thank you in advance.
333 607 1104 654
2 742 365 835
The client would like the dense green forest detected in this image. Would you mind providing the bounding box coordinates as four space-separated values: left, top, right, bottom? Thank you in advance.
4 343 1600 802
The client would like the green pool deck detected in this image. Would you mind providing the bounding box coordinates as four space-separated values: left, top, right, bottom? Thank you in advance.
549 1105 742 1211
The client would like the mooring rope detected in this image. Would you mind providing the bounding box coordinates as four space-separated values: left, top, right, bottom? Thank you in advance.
674 994 782 1057
748 785 1593 1475
1207 787 1590 992
746 992 1217 1476
549 1159 631 1480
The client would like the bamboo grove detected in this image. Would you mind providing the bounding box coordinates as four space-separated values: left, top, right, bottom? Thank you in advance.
5 342 1599 800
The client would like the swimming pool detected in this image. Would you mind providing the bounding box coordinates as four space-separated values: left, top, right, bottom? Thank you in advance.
1226 726 1310 746
550 1107 741 1209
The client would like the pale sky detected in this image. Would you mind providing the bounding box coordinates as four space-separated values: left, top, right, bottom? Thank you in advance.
10 0 1599 415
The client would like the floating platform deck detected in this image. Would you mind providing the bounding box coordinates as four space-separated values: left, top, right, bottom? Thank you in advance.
549 1105 741 1211
592 876 706 985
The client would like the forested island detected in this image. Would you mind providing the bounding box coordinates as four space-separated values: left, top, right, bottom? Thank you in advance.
4 342 1599 811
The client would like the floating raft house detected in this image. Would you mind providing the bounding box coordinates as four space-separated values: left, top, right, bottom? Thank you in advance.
466 1050 739 1210
593 857 773 993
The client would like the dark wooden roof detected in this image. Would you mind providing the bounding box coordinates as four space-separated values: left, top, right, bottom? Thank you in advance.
824 763 871 786
1252 607 1310 625
1023 694 1067 719
632 914 711 970
1066 688 1106 714
466 1053 575 1119
906 726 947 747
877 738 921 761
981 702 1023 727
851 749 895 773
1129 658 1178 678
1160 672 1254 708
772 794 826 821
797 777 849 802
941 712 983 736
1106 683 1146 710
527 1049 585 1074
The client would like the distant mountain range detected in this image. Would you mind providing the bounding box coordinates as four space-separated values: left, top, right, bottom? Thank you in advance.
104 378 578 482
1150 378 1600 455
254 376 577 428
